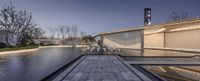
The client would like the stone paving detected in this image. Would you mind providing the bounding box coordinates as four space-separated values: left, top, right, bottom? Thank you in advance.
53 55 155 81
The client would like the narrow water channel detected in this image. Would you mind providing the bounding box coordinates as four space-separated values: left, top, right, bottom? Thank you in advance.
0 47 81 81
121 49 200 81
143 66 200 81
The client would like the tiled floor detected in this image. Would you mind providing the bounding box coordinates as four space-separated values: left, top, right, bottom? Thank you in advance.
54 55 154 81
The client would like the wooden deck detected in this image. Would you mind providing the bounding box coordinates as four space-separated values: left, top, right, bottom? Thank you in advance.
53 55 162 81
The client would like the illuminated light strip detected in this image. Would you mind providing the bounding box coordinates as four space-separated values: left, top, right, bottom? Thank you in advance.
39 45 87 49
170 26 200 32
0 48 38 55
39 45 73 48
0 45 87 55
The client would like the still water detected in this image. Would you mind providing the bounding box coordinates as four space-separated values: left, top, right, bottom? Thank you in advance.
120 49 200 81
0 47 81 81
120 49 199 56
143 66 200 81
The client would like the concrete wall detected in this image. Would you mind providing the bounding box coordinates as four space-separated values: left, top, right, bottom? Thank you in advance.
144 33 164 48
144 22 200 51
165 29 200 50
99 19 200 52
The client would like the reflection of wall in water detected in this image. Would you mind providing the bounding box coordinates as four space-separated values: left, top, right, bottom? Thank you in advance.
102 30 143 50
144 66 200 81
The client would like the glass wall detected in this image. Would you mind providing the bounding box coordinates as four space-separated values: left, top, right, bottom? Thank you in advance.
103 30 143 50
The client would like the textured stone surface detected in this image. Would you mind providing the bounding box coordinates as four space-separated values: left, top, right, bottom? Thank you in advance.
54 55 154 81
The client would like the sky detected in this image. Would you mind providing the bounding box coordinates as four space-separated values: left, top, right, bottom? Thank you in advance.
0 0 200 35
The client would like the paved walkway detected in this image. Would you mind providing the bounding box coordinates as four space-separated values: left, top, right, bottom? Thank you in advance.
53 55 158 81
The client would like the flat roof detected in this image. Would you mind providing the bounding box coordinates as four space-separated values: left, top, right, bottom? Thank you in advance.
96 17 200 36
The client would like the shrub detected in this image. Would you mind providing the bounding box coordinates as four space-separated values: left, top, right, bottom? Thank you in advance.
39 43 45 46
0 42 7 48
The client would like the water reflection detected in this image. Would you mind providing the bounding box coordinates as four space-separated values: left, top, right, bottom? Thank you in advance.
121 49 200 81
143 66 200 81
83 47 199 57
120 49 199 56
0 47 81 81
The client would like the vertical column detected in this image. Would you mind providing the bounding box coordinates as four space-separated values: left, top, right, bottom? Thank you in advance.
163 32 165 48
140 30 144 54
100 36 104 44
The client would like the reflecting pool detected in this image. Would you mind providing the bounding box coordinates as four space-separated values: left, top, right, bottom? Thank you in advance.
0 47 81 81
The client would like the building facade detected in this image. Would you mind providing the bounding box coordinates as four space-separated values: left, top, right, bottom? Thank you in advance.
144 18 200 52
97 27 144 52
97 18 200 52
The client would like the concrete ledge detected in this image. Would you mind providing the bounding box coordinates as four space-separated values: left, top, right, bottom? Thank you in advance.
0 48 38 55
39 45 87 48
145 47 200 53
0 45 86 55
52 56 86 81
39 45 73 48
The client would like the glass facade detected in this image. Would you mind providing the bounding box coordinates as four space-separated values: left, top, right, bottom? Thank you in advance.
102 30 143 49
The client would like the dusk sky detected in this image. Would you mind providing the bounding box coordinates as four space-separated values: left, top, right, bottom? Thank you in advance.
0 0 200 35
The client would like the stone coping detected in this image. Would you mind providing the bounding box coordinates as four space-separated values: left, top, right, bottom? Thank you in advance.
145 47 200 53
0 45 87 55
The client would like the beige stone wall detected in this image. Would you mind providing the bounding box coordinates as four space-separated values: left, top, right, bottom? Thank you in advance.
144 22 200 50
165 29 200 49
144 33 164 48
101 20 200 51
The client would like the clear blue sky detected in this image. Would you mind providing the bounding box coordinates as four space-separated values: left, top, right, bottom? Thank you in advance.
1 0 200 35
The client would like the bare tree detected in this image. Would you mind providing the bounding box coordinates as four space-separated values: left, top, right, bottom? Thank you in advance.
80 31 87 37
0 2 39 46
170 12 192 21
47 24 86 42
48 27 57 39
58 25 70 39
70 25 79 38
